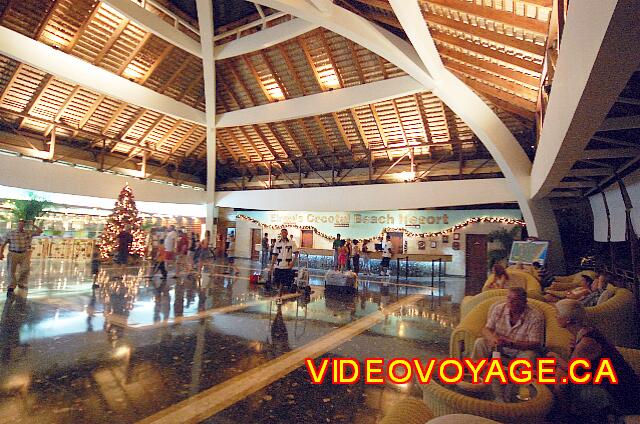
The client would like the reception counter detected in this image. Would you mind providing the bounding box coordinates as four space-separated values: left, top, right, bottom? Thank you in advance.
298 248 451 277
299 248 451 262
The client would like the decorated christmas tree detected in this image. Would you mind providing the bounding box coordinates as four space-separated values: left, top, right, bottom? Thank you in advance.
99 184 147 259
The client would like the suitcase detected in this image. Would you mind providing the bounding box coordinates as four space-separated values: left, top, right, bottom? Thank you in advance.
324 270 358 293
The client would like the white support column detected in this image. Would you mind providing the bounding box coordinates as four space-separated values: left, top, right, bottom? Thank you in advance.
196 0 217 235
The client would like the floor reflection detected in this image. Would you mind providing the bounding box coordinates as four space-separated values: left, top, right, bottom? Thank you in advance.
0 258 460 423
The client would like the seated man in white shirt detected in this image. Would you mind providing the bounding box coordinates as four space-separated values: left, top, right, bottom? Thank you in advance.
270 228 299 289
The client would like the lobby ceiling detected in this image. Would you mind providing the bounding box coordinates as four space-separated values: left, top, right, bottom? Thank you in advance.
0 0 555 190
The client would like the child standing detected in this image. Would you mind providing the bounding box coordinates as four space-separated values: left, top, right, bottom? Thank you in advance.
338 240 348 272
150 240 168 280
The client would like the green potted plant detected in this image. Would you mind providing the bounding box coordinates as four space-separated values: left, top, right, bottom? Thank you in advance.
487 227 521 269
8 193 53 223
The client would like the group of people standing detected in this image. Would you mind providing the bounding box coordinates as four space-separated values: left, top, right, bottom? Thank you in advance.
149 225 214 280
332 234 394 276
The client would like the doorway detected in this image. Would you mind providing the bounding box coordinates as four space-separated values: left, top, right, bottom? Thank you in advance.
465 234 488 295
251 229 262 260
387 232 404 254
301 230 313 248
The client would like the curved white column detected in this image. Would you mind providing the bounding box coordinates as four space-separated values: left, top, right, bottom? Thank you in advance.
216 76 423 127
215 19 318 60
251 0 540 235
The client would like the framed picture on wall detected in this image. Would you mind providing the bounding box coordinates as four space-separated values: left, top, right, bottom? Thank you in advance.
430 241 437 248
452 241 460 250
417 240 426 250
453 233 460 240
442 235 449 243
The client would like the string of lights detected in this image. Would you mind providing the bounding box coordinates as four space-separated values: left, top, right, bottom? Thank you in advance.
236 214 525 240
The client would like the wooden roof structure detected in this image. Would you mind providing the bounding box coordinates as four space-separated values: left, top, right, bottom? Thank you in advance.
0 0 553 190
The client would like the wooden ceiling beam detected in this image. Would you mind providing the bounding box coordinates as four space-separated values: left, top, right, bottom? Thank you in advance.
159 123 198 164
443 58 537 100
225 60 259 106
101 102 128 136
124 114 165 157
139 44 174 85
238 125 266 162
93 17 130 65
297 118 320 155
414 94 434 144
252 124 281 159
154 119 182 150
438 46 539 86
65 2 101 52
78 94 107 129
424 11 545 57
0 106 186 160
242 54 273 102
19 74 54 130
450 69 536 113
116 33 152 74
0 63 25 105
432 30 542 73
158 55 194 94
113 108 147 151
280 121 305 156
224 128 253 162
424 0 550 34
265 122 296 157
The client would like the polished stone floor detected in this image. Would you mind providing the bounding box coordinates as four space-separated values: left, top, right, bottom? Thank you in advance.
0 259 461 424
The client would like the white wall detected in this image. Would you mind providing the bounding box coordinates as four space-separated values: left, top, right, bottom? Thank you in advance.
589 170 640 242
0 154 206 205
215 178 516 211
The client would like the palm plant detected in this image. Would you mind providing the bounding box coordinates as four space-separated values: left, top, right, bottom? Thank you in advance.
8 193 53 222
487 227 521 269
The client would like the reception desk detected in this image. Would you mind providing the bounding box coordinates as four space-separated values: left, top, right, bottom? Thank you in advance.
299 248 451 262
298 248 452 277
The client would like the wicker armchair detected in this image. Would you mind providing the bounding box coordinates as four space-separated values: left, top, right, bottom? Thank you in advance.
550 270 597 288
450 296 572 360
460 289 544 320
482 270 542 297
379 397 434 424
617 347 640 376
585 287 638 347
422 377 553 423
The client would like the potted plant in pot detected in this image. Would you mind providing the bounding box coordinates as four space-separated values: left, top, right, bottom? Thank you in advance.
487 227 522 270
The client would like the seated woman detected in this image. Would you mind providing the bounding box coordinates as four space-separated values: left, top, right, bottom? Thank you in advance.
579 272 610 307
544 274 594 303
486 263 510 289
549 299 640 421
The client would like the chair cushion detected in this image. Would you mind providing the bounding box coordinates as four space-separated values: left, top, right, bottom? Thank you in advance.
428 414 501 424
597 288 615 305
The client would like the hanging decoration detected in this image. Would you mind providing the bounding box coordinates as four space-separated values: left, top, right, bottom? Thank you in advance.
236 214 525 241
98 184 147 259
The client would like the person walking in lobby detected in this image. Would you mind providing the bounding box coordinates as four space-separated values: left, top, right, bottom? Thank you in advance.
270 228 299 291
115 225 133 278
0 219 42 296
163 225 178 275
261 233 270 269
332 234 341 270
351 239 361 275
